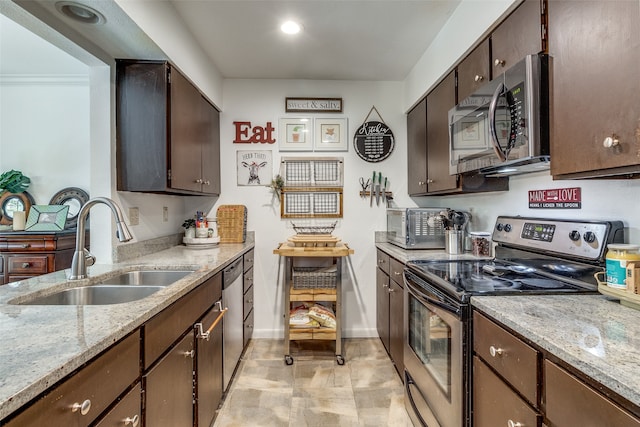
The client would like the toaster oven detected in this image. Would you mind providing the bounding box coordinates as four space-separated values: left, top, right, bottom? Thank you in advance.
386 208 447 249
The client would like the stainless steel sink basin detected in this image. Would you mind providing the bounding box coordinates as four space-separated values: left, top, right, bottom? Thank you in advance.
99 270 194 286
17 285 165 305
13 270 194 305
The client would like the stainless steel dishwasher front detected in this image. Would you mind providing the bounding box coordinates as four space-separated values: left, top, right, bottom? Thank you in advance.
222 257 244 390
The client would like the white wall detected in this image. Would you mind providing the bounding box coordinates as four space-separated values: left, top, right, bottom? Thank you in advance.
215 79 413 338
0 77 90 205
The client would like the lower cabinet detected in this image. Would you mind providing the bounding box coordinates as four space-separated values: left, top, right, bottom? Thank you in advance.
243 265 254 346
94 383 142 427
375 249 404 380
144 332 195 427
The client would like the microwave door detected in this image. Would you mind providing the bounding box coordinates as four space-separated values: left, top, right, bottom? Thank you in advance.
448 107 493 175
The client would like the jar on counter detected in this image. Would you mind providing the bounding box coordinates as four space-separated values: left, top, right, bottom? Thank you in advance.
470 232 492 257
605 244 640 289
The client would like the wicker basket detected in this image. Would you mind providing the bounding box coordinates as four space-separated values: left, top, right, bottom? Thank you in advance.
216 205 247 243
292 266 337 289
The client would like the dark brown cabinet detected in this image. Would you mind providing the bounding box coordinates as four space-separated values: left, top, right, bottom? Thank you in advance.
116 60 221 195
196 304 224 427
93 383 141 427
457 39 490 102
548 1 640 179
0 230 87 285
243 249 254 346
491 0 544 77
407 99 428 196
375 250 403 379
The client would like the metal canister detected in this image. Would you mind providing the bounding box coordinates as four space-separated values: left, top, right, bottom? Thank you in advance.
605 244 640 289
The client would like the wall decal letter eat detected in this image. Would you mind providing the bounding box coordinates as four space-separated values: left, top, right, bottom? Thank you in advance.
233 121 275 144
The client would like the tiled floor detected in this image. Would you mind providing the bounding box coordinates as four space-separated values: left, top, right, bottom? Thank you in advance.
213 338 413 426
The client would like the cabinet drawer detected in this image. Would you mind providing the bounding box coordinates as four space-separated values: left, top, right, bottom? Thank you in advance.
243 249 254 272
376 250 390 274
93 383 141 427
545 360 640 427
6 239 48 251
5 331 140 427
7 255 49 274
473 311 539 405
473 356 540 427
389 258 404 287
243 268 253 294
243 308 254 347
243 284 253 319
144 273 220 369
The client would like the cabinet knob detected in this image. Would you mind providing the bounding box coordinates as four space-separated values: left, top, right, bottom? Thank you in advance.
394 271 402 276
494 58 506 67
418 181 425 186
22 262 31 268
183 350 195 358
489 345 504 357
382 283 388 289
22 244 30 249
603 135 619 148
246 298 253 304
123 415 140 427
71 399 91 416
474 75 484 82
387 287 395 293
195 178 203 184
426 179 434 184
203 180 211 186
378 259 386 264
507 420 523 427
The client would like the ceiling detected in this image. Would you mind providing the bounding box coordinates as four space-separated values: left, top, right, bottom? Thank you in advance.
2 0 462 82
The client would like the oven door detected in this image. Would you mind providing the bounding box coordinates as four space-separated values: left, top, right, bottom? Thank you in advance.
404 272 465 427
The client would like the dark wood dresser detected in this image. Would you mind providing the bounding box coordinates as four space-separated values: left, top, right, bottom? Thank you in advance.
0 230 88 285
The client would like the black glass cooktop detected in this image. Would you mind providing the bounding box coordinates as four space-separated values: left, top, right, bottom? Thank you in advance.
406 259 598 299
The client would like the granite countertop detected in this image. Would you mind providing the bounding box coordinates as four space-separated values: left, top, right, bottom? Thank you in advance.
375 241 489 264
0 240 254 420
472 294 640 410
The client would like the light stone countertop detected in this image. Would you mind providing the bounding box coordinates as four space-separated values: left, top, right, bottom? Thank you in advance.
472 294 640 410
0 240 254 421
375 241 487 264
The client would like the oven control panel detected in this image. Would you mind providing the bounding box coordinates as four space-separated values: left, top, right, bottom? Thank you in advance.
493 216 624 261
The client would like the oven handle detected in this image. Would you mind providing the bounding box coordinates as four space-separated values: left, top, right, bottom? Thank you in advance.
404 271 462 317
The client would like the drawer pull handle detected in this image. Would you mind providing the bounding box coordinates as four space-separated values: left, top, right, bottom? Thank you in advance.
183 350 195 358
387 287 395 293
489 345 504 357
494 58 506 67
195 301 228 341
474 74 484 82
394 271 402 276
22 262 31 268
71 399 91 415
123 415 140 427
507 420 523 427
22 244 30 248
246 298 253 304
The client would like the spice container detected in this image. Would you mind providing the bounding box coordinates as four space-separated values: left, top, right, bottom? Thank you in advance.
470 232 492 257
605 244 640 289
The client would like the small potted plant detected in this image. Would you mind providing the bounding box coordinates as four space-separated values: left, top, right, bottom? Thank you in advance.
182 218 196 238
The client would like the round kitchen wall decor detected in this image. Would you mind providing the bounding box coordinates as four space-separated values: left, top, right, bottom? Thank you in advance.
49 187 89 229
353 106 395 163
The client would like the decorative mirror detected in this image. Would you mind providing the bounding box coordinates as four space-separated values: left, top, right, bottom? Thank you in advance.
0 191 35 225
49 187 89 229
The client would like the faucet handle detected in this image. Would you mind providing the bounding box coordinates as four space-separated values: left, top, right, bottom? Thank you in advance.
83 249 96 267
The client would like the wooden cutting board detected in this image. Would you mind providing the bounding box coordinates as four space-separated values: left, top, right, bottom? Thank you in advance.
288 234 341 247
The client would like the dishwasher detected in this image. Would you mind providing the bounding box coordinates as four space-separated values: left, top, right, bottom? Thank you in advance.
222 258 244 391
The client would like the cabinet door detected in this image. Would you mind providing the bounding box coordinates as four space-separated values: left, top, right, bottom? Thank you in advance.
376 267 390 353
548 1 640 178
389 278 404 378
492 0 543 76
407 98 428 195
426 71 458 193
196 306 224 427
145 332 195 427
93 383 141 427
473 356 540 427
170 67 204 193
201 97 221 195
457 39 490 101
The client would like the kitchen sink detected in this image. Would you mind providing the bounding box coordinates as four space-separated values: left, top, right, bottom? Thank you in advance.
12 270 195 305
16 285 166 305
99 270 194 286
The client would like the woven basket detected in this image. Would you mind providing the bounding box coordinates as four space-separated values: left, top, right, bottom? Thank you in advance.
292 266 337 289
216 205 247 243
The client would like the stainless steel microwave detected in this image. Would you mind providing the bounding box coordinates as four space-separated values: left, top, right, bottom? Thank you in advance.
449 54 550 177
386 208 446 249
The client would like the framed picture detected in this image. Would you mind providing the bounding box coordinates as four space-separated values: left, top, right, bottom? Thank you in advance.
455 118 487 149
278 118 313 151
25 205 69 231
314 117 348 151
237 150 273 186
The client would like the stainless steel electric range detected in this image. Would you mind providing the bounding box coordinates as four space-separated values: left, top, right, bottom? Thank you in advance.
402 216 625 427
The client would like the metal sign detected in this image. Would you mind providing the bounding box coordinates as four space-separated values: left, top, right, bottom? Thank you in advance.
528 187 582 209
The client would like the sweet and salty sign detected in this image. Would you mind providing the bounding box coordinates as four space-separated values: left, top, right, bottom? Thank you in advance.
285 97 343 113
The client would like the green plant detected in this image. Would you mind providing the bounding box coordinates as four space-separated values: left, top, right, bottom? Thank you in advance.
0 170 30 195
270 174 285 197
182 218 196 229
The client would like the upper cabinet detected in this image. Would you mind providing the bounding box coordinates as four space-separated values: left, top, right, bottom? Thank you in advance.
457 39 491 103
116 60 221 195
491 0 545 78
548 1 640 179
407 99 427 195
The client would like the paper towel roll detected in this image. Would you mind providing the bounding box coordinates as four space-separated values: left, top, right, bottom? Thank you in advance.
13 211 26 231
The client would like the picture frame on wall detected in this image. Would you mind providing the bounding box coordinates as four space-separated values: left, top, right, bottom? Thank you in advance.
278 117 313 151
314 117 348 151
237 150 273 186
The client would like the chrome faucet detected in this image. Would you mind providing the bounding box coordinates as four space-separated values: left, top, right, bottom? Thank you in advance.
68 197 133 280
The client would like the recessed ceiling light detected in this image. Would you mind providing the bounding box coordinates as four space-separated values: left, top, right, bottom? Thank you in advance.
281 20 302 35
56 1 106 25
